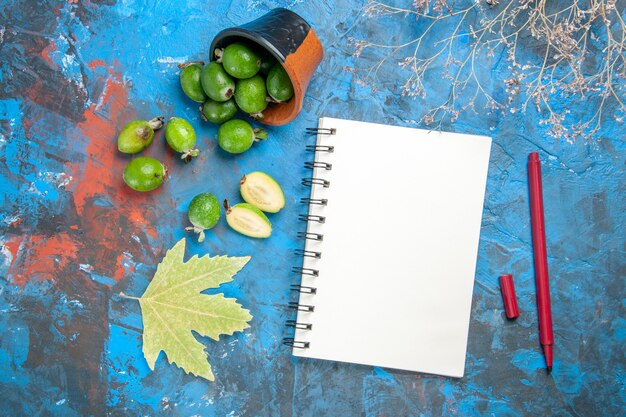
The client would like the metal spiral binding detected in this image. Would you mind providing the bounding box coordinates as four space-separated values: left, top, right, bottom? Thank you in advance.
305 127 336 135
301 178 330 188
285 320 312 330
294 249 321 259
300 197 328 206
283 338 310 348
304 161 332 170
292 266 319 277
305 145 334 153
297 231 324 241
298 214 326 224
286 124 337 350
290 284 317 294
288 301 315 312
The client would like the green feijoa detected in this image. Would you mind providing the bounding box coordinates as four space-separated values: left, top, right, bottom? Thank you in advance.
117 117 164 154
165 117 199 161
258 50 276 75
200 62 235 102
266 63 294 102
185 192 221 242
217 42 261 79
123 157 167 192
223 200 272 238
217 119 268 154
234 75 268 116
179 62 207 103
240 171 285 213
201 98 237 124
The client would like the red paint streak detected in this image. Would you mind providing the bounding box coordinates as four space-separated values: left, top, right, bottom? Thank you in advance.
9 233 80 287
65 62 158 284
127 208 158 239
70 69 132 215
8 217 23 229
114 252 135 281
87 59 106 70
10 61 161 289
40 40 57 65
21 117 35 140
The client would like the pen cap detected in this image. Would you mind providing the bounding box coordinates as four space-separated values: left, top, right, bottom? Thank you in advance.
499 274 519 319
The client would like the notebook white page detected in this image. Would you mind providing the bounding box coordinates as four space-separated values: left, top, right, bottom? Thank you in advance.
293 117 491 378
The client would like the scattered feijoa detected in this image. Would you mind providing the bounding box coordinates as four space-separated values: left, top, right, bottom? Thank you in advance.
266 63 294 102
217 43 261 79
234 75 268 116
185 193 221 242
201 62 236 102
179 62 207 103
117 117 164 154
165 117 199 161
217 119 268 154
123 157 167 192
224 200 272 238
240 171 285 213
201 98 238 124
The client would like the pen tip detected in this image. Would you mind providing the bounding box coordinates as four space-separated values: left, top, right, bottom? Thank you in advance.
546 366 552 374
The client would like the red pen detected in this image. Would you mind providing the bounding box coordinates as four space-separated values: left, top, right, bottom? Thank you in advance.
528 152 554 373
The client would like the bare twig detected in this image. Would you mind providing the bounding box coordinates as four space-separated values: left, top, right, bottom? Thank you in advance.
346 0 626 140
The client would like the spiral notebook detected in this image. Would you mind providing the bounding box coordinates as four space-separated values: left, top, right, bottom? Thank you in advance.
286 117 492 378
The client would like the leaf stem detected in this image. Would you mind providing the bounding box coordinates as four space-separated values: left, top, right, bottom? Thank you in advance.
119 291 141 301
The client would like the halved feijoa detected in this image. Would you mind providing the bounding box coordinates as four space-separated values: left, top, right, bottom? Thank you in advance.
240 171 285 213
223 200 272 238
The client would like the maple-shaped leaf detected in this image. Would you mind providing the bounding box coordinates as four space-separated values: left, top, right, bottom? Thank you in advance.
134 238 252 381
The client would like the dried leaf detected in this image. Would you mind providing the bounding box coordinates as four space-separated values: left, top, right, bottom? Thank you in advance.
136 238 252 381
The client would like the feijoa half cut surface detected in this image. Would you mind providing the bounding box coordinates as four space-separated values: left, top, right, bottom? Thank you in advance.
240 171 285 213
224 200 272 238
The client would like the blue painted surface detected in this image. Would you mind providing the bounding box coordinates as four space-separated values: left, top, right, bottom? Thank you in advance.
0 1 624 416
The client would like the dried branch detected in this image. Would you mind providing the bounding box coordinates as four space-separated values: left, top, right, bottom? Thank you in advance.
346 0 626 140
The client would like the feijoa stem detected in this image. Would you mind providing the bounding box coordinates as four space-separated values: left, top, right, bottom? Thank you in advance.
135 126 151 140
253 128 268 141
185 226 205 242
177 61 205 69
240 175 247 185
223 199 232 214
181 148 200 162
214 48 224 63
147 116 164 130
